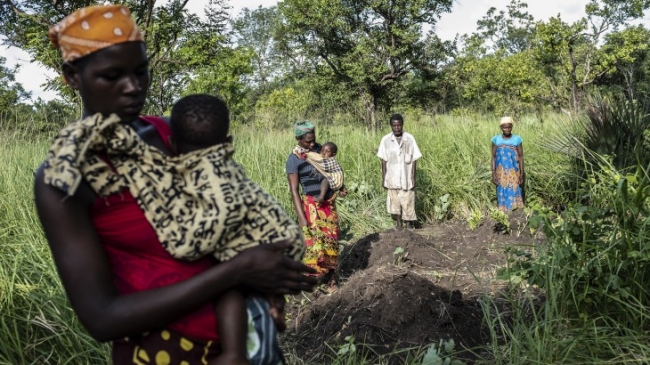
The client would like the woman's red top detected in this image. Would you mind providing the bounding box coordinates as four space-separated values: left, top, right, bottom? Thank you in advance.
89 116 219 341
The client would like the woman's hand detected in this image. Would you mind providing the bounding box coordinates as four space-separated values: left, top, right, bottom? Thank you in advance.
518 173 525 185
492 173 499 186
233 240 318 295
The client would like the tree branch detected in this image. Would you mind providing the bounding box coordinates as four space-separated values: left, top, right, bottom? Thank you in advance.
2 0 50 26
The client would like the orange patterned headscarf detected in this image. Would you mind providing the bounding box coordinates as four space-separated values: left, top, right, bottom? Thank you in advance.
49 4 144 63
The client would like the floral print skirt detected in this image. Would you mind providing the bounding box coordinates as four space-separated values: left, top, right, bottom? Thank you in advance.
301 194 339 277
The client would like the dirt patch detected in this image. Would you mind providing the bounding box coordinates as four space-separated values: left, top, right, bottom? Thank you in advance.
282 215 542 363
341 229 441 273
284 265 485 362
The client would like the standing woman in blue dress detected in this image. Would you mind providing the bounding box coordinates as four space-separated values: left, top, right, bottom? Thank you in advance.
491 117 525 212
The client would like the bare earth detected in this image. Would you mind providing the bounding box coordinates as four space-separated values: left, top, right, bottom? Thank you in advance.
281 211 539 364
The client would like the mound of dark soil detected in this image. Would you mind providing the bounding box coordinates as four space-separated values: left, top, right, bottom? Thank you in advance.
339 229 442 278
284 265 485 362
283 217 542 363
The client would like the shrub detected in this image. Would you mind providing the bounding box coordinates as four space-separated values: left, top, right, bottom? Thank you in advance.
544 95 650 174
500 159 650 329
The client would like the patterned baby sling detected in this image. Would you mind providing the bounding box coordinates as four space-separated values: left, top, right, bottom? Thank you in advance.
42 113 304 262
293 146 344 191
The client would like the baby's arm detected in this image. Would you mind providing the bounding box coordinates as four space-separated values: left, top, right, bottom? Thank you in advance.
214 290 249 365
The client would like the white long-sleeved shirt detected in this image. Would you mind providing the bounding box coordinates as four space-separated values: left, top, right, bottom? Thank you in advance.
376 131 422 190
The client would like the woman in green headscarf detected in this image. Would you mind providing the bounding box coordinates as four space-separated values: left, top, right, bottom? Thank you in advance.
285 121 340 291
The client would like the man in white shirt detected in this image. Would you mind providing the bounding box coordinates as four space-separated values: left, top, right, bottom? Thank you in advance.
377 114 422 229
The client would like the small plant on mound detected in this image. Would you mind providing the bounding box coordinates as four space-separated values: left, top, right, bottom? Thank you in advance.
489 208 511 234
337 335 357 356
467 209 484 230
420 339 465 365
393 246 408 266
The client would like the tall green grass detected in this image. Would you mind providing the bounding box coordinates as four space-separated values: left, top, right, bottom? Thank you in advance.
0 112 573 364
480 290 650 364
232 113 573 226
0 129 110 364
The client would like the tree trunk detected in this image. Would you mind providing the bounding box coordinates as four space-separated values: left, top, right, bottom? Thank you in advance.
360 89 377 129
623 66 636 101
568 45 583 111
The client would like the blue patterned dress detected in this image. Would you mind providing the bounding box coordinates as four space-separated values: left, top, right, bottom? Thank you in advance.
492 134 524 212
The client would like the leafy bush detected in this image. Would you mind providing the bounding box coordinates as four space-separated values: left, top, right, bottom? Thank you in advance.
433 193 451 221
582 97 650 170
500 159 650 329
545 95 650 173
489 208 511 234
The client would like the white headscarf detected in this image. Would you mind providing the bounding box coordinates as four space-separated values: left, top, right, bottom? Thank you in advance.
500 116 513 125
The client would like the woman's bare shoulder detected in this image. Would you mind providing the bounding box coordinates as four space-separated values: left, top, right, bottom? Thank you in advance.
33 163 95 208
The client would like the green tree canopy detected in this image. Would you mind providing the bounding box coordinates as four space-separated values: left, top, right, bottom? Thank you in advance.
0 0 251 115
276 0 453 127
0 56 30 111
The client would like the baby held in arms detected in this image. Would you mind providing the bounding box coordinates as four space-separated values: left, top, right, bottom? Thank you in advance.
167 94 304 365
293 141 347 202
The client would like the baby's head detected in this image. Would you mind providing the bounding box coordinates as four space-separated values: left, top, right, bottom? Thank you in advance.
321 142 338 158
170 94 231 154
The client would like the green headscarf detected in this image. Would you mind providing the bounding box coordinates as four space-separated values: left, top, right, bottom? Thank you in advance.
294 121 315 138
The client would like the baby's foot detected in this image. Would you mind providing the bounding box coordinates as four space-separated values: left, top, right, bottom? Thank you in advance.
327 280 339 294
268 306 287 333
325 272 339 293
292 146 308 158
